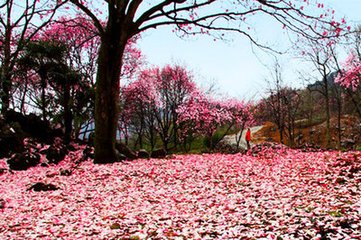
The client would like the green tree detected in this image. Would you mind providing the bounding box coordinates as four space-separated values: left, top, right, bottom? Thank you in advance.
18 40 81 143
0 0 64 113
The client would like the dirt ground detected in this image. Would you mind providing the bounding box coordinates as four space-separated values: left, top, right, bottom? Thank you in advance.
252 115 361 149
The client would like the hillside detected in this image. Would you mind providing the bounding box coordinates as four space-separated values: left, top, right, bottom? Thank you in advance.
253 115 361 150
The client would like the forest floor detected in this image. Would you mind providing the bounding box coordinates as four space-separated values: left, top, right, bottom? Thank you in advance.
1 145 361 239
1 115 361 239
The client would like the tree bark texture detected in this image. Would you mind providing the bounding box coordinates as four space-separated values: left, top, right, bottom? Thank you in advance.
93 22 128 163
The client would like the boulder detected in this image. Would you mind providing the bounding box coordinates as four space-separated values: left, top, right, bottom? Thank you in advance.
0 122 25 158
138 149 150 159
5 110 55 143
116 152 127 161
151 148 167 159
81 145 94 161
214 142 239 154
41 139 68 164
115 142 137 160
59 169 72 176
87 132 95 146
4 110 27 126
7 151 41 171
0 168 9 175
27 182 59 192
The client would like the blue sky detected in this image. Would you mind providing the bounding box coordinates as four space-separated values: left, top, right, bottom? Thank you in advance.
137 1 361 101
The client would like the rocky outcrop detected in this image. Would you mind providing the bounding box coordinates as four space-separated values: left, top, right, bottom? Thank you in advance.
7 151 41 171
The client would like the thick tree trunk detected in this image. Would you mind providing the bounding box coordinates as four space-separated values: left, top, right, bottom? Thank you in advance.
93 32 127 163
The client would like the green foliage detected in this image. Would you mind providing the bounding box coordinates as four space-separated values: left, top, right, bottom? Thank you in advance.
109 223 121 229
328 210 343 217
129 236 141 240
182 137 206 154
203 125 232 150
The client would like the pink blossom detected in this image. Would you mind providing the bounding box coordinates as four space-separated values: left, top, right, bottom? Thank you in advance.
1 148 360 238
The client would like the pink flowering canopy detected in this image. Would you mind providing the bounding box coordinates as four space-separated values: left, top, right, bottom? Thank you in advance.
35 15 143 81
335 51 361 91
1 146 360 239
177 94 254 140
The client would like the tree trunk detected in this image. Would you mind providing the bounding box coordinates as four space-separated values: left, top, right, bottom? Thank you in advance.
347 89 361 118
335 88 342 149
40 73 47 122
63 83 72 144
0 61 12 114
93 31 127 163
1 24 12 114
20 78 29 114
324 76 331 148
235 124 245 150
279 122 284 144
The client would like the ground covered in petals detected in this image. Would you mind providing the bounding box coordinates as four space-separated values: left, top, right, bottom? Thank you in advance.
1 147 361 239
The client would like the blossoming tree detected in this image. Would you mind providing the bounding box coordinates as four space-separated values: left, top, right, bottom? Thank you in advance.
62 0 346 163
336 51 361 91
120 64 197 151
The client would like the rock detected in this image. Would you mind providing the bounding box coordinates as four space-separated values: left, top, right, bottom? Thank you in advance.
116 152 127 161
248 142 288 156
0 198 5 209
5 110 54 143
87 132 95 146
335 177 346 184
59 169 72 176
81 145 94 161
0 168 9 175
214 142 239 154
4 110 27 126
138 149 150 159
44 141 68 164
297 143 321 152
337 219 352 229
27 182 59 192
7 151 41 171
67 144 76 152
115 142 137 160
349 166 361 174
0 122 25 158
341 139 356 149
40 162 49 167
151 148 167 158
110 223 121 230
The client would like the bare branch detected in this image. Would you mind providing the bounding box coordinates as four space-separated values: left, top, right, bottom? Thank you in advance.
69 0 104 35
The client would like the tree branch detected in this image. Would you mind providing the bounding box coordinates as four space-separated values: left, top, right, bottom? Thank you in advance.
69 0 104 35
